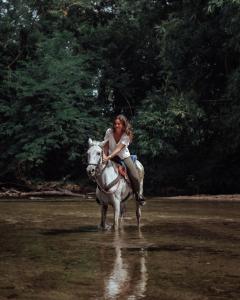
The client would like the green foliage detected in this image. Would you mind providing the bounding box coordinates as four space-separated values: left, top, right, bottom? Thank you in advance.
135 91 205 157
1 0 240 193
207 0 240 13
0 28 105 179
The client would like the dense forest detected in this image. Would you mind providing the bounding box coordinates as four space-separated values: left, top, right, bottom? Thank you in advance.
1 0 240 195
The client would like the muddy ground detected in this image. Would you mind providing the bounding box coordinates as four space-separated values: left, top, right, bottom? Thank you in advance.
0 197 239 300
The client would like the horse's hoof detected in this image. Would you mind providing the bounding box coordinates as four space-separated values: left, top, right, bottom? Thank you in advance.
113 224 120 231
136 199 146 206
105 224 112 231
98 224 112 231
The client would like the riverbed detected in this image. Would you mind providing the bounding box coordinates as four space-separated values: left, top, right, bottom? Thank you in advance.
0 198 239 300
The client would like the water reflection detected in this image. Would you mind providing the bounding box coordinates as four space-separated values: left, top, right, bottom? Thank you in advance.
104 229 148 299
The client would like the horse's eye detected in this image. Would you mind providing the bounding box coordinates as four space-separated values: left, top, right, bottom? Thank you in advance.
97 152 101 156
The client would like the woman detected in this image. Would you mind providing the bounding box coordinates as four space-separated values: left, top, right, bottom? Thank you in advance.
102 114 145 205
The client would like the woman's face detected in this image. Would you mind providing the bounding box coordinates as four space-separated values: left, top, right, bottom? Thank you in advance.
114 118 124 133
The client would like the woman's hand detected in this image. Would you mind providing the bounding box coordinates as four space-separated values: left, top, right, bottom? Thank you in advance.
103 143 125 163
102 153 111 163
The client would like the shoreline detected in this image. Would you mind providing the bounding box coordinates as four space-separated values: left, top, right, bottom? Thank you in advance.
160 194 240 201
0 194 240 202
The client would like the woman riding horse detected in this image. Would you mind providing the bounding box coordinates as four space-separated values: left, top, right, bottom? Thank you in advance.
102 115 145 206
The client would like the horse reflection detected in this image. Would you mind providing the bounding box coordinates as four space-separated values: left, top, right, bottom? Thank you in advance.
104 230 148 299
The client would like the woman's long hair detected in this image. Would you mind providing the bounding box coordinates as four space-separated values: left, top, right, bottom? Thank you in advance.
112 114 133 141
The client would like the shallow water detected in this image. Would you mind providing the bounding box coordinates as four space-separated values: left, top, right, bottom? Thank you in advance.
0 198 240 300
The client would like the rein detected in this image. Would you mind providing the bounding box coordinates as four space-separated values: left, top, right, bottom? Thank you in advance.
88 151 121 195
96 172 121 194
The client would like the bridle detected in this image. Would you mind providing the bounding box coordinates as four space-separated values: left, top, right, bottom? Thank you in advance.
88 145 107 175
87 146 121 194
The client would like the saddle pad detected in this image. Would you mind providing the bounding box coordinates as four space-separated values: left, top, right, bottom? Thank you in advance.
113 155 138 183
118 165 127 178
120 154 138 166
130 154 138 163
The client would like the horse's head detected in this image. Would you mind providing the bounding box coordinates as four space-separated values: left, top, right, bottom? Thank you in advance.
86 138 106 179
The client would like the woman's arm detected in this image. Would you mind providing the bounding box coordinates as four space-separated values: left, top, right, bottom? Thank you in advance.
102 128 110 160
103 141 109 156
103 143 125 162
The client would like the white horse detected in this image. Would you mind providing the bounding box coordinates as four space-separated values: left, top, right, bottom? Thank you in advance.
86 138 144 230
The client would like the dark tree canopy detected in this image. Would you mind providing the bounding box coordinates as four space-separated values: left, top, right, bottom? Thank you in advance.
1 0 240 194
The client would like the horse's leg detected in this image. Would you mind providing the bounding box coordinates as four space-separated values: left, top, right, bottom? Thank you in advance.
100 204 108 230
136 202 141 228
136 160 145 202
119 202 126 228
120 202 126 218
113 200 121 230
139 178 144 199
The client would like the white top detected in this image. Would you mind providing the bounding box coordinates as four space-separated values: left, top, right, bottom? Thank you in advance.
104 128 131 159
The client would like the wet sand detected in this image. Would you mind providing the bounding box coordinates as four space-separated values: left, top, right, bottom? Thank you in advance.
0 198 239 300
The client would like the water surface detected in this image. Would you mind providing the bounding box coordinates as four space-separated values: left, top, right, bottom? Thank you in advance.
0 198 239 299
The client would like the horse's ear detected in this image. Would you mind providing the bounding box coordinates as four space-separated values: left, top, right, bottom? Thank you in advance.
88 138 93 147
99 140 107 148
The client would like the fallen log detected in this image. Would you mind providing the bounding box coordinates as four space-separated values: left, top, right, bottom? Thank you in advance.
0 190 86 199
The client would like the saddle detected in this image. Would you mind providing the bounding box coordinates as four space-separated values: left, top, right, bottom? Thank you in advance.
113 155 138 182
117 165 128 179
